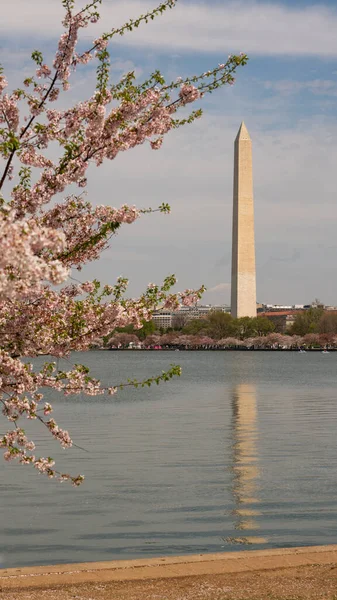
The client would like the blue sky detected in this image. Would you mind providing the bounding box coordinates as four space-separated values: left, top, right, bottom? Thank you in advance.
1 0 337 305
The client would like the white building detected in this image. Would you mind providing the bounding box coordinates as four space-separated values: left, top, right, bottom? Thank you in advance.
152 310 173 329
152 304 230 329
178 304 230 320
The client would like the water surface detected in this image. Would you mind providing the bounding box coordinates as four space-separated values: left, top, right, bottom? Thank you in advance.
1 351 337 568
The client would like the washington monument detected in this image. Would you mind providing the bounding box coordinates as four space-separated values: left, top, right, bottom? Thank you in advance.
231 122 257 318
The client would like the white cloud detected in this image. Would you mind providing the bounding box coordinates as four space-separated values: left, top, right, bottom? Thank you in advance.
202 283 231 304
264 79 337 96
206 283 231 293
2 1 337 57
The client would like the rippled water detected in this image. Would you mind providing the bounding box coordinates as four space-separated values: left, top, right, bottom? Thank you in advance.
1 350 337 568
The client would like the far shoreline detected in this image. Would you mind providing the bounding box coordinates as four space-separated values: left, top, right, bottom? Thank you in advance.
98 347 337 352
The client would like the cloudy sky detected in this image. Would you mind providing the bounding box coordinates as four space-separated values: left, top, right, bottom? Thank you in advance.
2 0 337 305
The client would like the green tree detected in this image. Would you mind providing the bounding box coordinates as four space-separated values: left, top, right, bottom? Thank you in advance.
182 311 236 339
290 307 324 336
232 317 255 339
253 316 275 336
206 311 235 339
183 312 274 340
231 316 274 339
182 318 209 336
137 319 156 340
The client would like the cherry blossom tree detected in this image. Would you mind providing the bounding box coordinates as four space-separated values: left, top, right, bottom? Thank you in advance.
218 337 243 348
159 332 178 346
303 333 320 348
318 333 334 348
144 334 162 347
106 333 140 348
197 335 215 348
0 0 247 484
242 337 255 348
289 335 303 349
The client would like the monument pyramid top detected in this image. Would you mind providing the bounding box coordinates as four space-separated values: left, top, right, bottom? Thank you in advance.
235 121 251 141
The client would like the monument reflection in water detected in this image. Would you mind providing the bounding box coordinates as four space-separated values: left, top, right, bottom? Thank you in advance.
229 383 267 545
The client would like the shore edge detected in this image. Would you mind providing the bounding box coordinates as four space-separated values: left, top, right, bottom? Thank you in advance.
2 545 337 590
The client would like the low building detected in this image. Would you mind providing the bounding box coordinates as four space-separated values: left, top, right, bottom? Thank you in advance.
259 311 299 333
152 310 173 329
152 304 230 330
177 304 230 321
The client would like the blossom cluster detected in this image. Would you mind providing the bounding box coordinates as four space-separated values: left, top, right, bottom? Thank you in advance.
0 212 68 300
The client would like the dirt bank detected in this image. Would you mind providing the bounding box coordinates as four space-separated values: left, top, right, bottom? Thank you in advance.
2 545 337 600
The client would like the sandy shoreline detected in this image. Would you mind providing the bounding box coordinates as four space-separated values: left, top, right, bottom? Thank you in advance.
2 545 337 599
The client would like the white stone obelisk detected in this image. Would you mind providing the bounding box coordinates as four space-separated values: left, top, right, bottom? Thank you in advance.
231 122 257 318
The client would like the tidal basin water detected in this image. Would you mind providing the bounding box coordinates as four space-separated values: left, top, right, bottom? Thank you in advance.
1 350 337 568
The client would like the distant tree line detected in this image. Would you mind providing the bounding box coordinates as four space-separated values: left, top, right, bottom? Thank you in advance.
103 311 274 345
179 312 274 339
290 307 337 336
101 309 337 348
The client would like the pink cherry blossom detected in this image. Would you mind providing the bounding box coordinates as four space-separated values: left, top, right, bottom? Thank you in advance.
0 0 247 484
36 64 52 78
0 75 8 94
150 137 163 150
179 84 200 104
